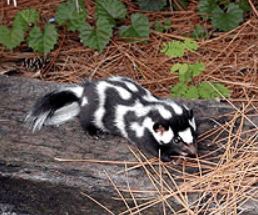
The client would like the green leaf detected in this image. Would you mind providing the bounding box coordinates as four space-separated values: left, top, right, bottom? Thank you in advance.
212 83 231 98
56 0 87 31
184 86 199 99
171 82 188 98
189 62 205 77
13 8 39 32
136 0 166 11
171 63 191 83
79 18 113 52
197 82 231 99
211 3 244 31
28 24 58 54
96 0 127 25
192 24 208 40
161 39 198 58
197 82 214 99
198 0 219 19
161 40 185 57
119 13 150 39
0 25 24 49
183 38 198 52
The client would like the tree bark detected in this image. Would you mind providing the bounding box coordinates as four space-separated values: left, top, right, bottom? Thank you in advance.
0 75 257 215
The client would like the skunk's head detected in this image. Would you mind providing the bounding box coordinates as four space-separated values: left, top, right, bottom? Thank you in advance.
150 104 197 161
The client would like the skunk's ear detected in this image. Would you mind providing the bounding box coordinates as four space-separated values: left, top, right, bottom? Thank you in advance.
153 122 168 133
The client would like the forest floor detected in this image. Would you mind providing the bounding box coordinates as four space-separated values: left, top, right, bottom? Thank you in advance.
0 0 257 99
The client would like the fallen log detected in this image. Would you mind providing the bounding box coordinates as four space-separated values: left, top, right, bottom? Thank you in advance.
0 75 257 215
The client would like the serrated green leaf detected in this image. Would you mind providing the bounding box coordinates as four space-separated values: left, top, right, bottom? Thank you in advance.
96 0 127 25
136 0 166 11
13 8 39 32
189 62 205 77
198 0 219 19
171 63 191 83
184 86 199 99
119 13 150 39
79 18 113 52
197 82 231 99
171 82 188 98
161 39 198 58
211 3 244 31
56 0 87 31
183 38 198 52
0 25 24 49
192 24 208 40
171 63 185 73
212 83 231 97
28 24 58 54
161 41 185 57
197 82 215 99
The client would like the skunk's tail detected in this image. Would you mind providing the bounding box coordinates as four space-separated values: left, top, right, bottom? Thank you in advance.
25 86 84 132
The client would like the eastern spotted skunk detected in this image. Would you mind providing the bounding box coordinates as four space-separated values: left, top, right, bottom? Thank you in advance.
26 76 197 162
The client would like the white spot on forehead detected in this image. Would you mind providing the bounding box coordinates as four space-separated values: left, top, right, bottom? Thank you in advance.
189 117 196 131
178 127 193 144
81 96 88 106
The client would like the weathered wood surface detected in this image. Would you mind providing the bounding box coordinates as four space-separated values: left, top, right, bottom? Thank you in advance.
0 75 257 215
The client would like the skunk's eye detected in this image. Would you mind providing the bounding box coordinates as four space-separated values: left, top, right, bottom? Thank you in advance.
173 136 181 143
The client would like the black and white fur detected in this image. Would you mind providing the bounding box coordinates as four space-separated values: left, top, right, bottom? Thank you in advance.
26 76 197 162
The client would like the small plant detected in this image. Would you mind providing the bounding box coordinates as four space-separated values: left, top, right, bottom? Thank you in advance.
0 8 58 54
153 19 172 33
136 0 167 11
161 39 198 58
119 13 150 40
162 39 231 99
136 0 189 11
0 8 39 49
56 0 87 32
0 0 151 53
192 24 208 40
28 24 58 54
198 0 250 32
